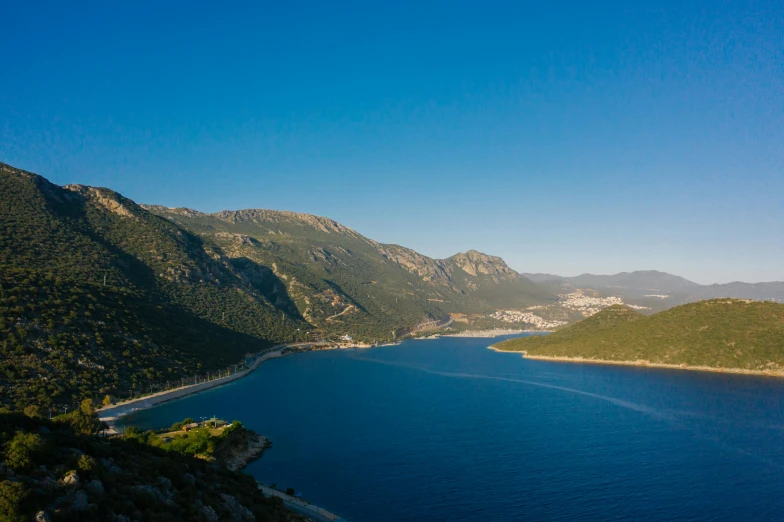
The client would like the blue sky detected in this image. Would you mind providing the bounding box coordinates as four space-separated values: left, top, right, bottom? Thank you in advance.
1 1 782 284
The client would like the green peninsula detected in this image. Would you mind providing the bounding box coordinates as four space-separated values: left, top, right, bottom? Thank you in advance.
492 299 784 375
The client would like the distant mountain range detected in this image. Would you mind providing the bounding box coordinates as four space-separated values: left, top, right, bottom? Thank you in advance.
523 270 784 304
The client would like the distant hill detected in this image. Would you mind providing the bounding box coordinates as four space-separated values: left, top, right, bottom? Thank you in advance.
493 299 784 373
523 270 784 306
522 270 700 293
687 281 784 302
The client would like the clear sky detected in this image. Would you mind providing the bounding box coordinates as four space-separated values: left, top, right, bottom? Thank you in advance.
1 1 782 284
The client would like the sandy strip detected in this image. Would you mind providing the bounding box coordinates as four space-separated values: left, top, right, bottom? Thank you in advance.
488 347 784 377
445 329 549 338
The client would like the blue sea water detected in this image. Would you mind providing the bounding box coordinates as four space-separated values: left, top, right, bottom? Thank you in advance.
123 335 784 521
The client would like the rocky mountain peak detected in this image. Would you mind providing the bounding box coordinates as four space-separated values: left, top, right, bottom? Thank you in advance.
448 250 517 278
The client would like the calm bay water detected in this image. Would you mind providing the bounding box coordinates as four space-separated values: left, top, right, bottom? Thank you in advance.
124 335 784 521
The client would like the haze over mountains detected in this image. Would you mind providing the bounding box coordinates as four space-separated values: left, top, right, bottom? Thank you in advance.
524 270 784 305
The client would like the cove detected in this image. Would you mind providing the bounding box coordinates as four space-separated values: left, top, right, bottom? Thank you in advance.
122 335 784 521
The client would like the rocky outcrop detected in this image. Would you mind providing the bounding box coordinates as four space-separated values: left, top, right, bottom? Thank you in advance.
377 244 453 286
447 250 517 278
64 185 139 220
218 433 270 471
140 204 205 218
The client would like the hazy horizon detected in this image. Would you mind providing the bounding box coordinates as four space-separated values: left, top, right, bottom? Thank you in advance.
2 1 782 284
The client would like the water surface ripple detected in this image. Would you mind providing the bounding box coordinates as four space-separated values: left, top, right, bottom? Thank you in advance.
125 335 784 521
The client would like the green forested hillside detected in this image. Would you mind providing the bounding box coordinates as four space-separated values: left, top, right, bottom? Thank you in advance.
0 163 307 409
0 161 553 409
493 299 784 372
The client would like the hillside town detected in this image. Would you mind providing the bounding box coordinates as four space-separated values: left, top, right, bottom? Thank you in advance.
490 310 568 329
491 290 655 330
558 291 625 316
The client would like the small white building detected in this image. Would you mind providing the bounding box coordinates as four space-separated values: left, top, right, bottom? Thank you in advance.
341 334 353 341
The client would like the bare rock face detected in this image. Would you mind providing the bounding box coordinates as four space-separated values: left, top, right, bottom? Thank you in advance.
64 185 139 220
140 204 205 218
448 250 517 278
220 433 269 471
377 245 453 286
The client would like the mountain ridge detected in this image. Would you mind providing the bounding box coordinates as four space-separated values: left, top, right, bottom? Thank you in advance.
144 203 555 315
523 270 784 304
0 161 553 408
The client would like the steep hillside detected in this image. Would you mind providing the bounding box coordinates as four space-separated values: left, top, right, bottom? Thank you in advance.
144 206 556 327
440 250 554 309
0 162 307 409
0 161 554 409
493 299 784 373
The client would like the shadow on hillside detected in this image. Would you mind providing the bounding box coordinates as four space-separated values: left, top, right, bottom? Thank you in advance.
323 279 370 314
228 256 305 321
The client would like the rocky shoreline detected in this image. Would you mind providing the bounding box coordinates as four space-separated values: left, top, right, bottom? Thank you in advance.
220 433 271 471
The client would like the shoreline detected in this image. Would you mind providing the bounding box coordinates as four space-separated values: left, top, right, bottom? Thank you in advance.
488 347 784 377
97 349 286 433
445 329 550 338
98 341 331 432
97 340 400 432
258 484 346 522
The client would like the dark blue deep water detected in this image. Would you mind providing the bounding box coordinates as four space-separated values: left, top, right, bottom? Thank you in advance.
124 335 784 521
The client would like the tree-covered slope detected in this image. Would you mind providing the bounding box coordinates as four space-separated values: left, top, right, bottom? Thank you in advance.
0 411 296 522
493 299 784 372
0 162 308 410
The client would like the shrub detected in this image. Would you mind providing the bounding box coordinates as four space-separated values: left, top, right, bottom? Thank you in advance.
4 431 44 471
